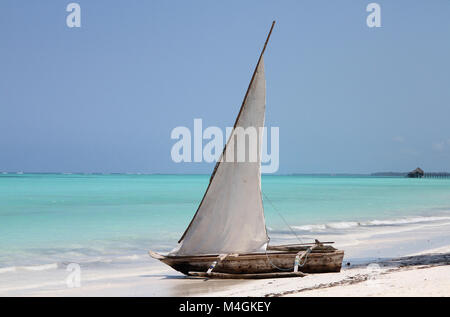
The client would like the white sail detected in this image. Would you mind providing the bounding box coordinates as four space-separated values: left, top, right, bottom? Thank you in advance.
171 57 268 256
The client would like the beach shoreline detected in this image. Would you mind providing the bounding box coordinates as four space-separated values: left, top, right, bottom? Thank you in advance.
2 218 449 297
206 248 450 297
11 247 449 297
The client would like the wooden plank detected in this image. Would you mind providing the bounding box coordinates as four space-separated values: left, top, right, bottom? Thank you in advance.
268 242 335 248
151 248 344 275
267 244 336 252
188 271 307 279
166 251 343 275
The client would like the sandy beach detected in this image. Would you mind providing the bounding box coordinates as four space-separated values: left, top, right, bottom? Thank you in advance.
2 216 449 297
209 248 450 297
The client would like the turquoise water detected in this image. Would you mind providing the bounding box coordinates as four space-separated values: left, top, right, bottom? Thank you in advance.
1 173 450 267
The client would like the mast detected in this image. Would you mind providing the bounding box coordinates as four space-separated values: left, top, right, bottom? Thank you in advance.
178 21 276 243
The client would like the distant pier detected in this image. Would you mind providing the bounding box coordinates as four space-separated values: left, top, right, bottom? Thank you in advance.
370 170 450 178
406 167 450 178
423 172 450 178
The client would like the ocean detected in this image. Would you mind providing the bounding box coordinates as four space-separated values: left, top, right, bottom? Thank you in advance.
1 173 450 271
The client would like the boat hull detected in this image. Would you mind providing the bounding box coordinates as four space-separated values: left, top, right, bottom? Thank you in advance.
150 245 344 276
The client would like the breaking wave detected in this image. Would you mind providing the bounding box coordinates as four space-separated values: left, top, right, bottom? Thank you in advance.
290 216 450 233
0 263 59 274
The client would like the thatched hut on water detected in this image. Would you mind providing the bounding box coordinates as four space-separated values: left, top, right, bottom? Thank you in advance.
407 167 424 178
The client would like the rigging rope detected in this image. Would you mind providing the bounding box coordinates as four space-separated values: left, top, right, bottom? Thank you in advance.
262 191 311 271
262 191 303 244
263 238 313 272
264 245 293 271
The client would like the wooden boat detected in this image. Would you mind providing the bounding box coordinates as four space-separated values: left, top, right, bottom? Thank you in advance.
150 243 343 278
149 21 344 278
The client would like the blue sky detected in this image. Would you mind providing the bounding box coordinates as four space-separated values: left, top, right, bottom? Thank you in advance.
1 1 449 174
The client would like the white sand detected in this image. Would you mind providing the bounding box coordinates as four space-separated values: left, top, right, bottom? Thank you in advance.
21 248 449 297
207 247 450 297
2 219 450 297
292 265 450 297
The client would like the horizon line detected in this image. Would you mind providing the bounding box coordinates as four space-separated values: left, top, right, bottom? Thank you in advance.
2 171 449 176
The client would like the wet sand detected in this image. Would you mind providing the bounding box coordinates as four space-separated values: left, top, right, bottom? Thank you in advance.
2 219 450 297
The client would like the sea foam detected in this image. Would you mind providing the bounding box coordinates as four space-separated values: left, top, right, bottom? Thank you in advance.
292 215 450 233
